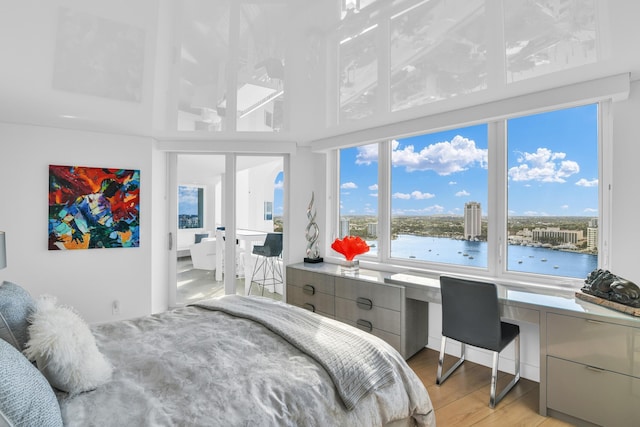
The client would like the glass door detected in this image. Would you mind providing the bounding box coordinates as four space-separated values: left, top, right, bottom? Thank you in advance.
236 155 284 299
173 153 225 306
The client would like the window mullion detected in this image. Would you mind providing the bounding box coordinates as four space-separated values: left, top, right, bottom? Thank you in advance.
488 120 507 278
378 140 391 263
599 100 612 271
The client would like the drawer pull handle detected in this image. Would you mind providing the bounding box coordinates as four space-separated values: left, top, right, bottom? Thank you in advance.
356 297 373 310
303 284 315 295
585 365 605 373
356 319 373 332
303 303 316 313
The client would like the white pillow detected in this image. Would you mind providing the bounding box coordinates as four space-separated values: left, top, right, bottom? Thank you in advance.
23 296 112 394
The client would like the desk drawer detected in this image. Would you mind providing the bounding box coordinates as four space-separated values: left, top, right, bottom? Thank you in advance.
547 312 640 377
287 284 334 316
335 277 402 311
547 356 640 426
286 268 334 295
335 297 401 335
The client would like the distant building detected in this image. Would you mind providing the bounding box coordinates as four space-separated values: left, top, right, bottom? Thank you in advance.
532 227 583 244
367 222 378 237
340 219 350 237
587 218 598 250
464 202 482 240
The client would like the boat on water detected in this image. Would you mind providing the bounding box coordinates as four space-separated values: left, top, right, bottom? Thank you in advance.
541 258 547 262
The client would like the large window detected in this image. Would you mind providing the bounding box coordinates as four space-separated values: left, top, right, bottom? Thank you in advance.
390 125 488 267
506 104 599 278
178 185 204 229
339 144 379 256
336 103 601 284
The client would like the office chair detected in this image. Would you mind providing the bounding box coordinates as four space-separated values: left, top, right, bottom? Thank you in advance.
437 276 520 408
248 233 283 296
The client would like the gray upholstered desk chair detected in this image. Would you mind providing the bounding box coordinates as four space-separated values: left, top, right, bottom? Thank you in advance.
437 275 521 408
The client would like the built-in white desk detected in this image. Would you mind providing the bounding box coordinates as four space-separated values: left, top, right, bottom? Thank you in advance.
215 229 267 294
287 262 640 426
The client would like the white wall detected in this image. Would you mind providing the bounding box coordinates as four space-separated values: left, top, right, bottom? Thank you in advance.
0 122 156 324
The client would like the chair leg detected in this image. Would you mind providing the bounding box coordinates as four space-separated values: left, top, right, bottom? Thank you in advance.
436 337 465 385
248 255 267 296
489 334 521 408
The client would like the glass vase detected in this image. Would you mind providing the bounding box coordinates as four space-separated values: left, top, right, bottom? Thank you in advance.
341 259 359 275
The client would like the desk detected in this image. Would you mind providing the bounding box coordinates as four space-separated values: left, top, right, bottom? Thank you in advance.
287 262 640 425
215 229 268 294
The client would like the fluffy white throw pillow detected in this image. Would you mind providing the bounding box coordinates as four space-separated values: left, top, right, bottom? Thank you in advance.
23 296 112 394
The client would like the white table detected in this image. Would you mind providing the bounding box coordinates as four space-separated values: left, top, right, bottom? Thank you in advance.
215 229 268 294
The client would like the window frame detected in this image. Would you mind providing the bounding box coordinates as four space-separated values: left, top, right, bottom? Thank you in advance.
178 184 206 230
331 100 610 289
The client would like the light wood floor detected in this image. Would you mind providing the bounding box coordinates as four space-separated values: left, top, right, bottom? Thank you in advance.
407 348 575 427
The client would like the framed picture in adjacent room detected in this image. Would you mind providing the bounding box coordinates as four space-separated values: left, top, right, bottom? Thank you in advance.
264 201 273 220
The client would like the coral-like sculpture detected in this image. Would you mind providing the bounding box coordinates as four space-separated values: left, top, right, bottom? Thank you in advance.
331 236 370 261
582 269 640 308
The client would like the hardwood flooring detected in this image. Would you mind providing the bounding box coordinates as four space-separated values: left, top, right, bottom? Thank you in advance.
407 348 575 427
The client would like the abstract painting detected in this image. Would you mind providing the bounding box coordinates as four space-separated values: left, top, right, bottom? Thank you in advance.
48 165 140 250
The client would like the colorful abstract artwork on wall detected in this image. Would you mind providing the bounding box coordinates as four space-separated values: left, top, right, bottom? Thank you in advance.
48 165 140 250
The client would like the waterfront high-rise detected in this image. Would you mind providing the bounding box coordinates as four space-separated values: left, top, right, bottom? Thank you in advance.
340 219 350 238
464 202 482 240
587 218 598 250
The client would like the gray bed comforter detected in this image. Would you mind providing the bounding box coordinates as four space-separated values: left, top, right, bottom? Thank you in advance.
57 295 435 427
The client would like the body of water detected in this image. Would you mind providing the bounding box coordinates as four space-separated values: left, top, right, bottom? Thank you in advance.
388 234 597 279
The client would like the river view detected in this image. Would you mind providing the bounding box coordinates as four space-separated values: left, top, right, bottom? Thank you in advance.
388 234 597 279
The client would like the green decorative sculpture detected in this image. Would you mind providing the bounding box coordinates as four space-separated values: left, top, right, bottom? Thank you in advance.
582 269 640 308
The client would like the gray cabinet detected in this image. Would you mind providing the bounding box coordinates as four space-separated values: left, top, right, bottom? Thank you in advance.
286 264 428 359
286 268 335 317
546 312 640 426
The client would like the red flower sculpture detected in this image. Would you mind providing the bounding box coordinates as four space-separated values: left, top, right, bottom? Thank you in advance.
331 236 370 261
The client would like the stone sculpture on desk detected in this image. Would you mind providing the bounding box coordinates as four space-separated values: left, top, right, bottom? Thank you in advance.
582 269 640 308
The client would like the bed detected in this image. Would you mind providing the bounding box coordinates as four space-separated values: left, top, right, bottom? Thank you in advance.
0 282 435 427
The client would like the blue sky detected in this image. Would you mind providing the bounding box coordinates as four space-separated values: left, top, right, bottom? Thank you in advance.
340 103 598 217
178 186 199 215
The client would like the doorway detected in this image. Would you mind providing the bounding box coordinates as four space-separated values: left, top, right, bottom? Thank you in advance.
169 153 285 306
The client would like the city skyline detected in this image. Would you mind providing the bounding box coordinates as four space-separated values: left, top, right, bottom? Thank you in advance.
340 104 599 218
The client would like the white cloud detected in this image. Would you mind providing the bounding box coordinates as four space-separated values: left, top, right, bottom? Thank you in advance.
355 144 379 165
369 193 378 198
561 204 569 210
392 135 487 175
368 183 378 190
575 178 598 187
508 147 580 183
449 181 457 185
341 182 358 189
393 191 434 200
274 180 283 190
411 191 435 200
584 208 598 213
393 192 411 200
455 190 470 197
